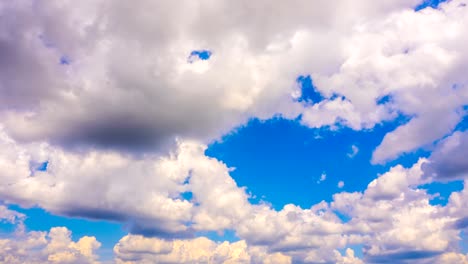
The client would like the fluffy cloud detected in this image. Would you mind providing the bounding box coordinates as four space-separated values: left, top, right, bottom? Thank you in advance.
331 160 465 263
0 212 101 264
1 0 467 161
0 205 25 224
1 0 468 263
114 235 291 264
0 129 254 236
1 132 468 262
423 131 468 180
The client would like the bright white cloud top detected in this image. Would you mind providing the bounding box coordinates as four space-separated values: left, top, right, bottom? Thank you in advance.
1 0 468 263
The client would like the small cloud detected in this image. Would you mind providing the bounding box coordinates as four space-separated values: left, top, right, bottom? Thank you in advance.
317 172 327 184
347 145 359 158
337 181 345 188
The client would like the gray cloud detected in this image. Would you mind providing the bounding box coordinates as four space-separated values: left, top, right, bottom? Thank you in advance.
422 131 468 180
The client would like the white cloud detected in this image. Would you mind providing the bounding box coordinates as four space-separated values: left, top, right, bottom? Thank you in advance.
317 172 327 183
0 130 255 236
1 127 468 262
338 181 345 188
347 145 359 158
433 252 468 264
331 160 464 263
0 204 25 224
114 235 291 264
423 131 468 180
1 0 467 163
1 0 468 263
0 210 101 264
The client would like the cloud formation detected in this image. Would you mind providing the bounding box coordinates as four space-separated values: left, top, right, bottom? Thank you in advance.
0 209 101 264
114 235 291 264
1 0 467 160
423 131 468 180
1 0 468 263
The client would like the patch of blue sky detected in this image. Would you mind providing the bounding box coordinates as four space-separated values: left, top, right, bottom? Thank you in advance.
415 0 447 11
205 115 418 210
461 230 468 254
29 161 48 176
418 180 464 206
454 107 468 132
194 229 239 243
188 50 212 62
295 75 324 104
338 244 364 259
376 94 392 105
180 191 193 201
36 161 48 171
0 219 17 236
334 210 352 223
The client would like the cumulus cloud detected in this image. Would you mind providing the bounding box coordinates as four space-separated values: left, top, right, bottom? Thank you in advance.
423 131 468 180
1 0 468 263
1 0 467 161
114 235 291 264
2 129 468 262
0 208 101 264
0 204 25 224
0 129 254 236
338 181 345 188
330 160 465 263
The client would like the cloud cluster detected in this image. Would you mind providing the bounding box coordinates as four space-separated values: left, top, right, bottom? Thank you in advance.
0 129 254 236
1 0 468 263
1 0 467 160
114 235 291 264
0 210 101 264
423 131 468 180
0 205 25 224
3 126 468 262
1 206 103 264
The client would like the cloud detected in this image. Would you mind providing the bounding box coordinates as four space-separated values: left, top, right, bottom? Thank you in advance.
1 0 467 163
0 204 25 224
0 210 101 264
422 131 468 180
434 252 468 264
334 248 364 264
1 124 468 263
0 130 256 236
317 172 327 183
347 145 359 158
338 181 345 188
1 0 468 263
446 180 468 231
114 235 291 264
331 160 463 263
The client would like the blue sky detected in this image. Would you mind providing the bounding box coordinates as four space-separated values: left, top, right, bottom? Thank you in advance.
1 0 468 263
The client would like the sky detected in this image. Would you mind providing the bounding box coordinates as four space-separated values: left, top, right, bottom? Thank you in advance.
1 0 468 263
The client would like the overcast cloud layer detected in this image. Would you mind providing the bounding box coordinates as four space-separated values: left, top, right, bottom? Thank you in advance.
1 0 468 263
